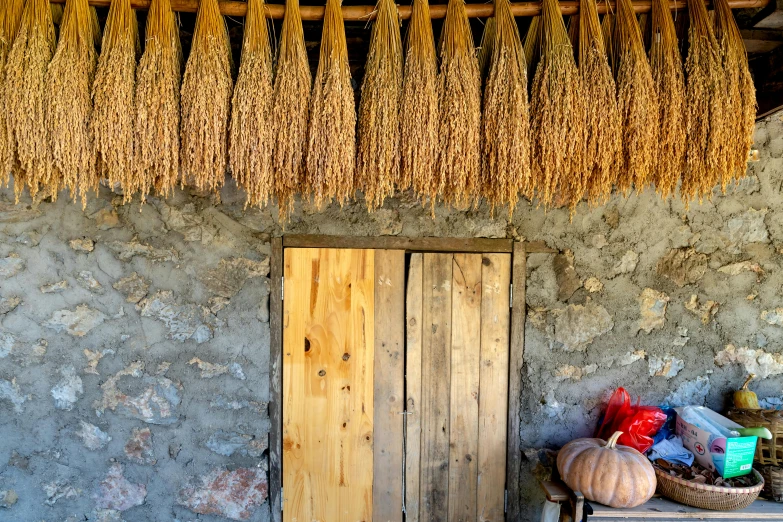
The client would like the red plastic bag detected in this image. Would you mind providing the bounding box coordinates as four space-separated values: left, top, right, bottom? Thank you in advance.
596 387 666 453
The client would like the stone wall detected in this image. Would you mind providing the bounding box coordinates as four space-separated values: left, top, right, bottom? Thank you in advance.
1 109 783 521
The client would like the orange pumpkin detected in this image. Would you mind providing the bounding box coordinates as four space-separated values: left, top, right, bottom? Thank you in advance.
557 431 656 508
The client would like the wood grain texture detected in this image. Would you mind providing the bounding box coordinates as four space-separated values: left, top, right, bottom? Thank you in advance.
506 242 528 521
283 248 374 522
405 253 424 522
477 254 511 522
448 254 483 522
419 253 453 522
373 250 405 522
284 235 513 253
270 238 283 522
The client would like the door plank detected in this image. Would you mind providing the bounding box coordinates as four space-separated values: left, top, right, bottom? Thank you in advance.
270 238 283 522
283 248 374 522
448 254 483 522
507 242 527 520
477 254 511 522
405 253 424 522
420 253 453 522
373 250 406 522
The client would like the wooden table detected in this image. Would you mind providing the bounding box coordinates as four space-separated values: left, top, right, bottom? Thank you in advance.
540 480 783 522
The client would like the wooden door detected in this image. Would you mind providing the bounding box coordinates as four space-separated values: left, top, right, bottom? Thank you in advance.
405 253 511 522
282 248 405 522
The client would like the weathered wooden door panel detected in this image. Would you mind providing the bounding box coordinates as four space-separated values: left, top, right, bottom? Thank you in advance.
282 248 405 522
407 253 511 522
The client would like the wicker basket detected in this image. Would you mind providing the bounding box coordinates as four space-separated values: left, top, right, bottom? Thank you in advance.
758 465 783 502
727 408 783 466
654 468 764 510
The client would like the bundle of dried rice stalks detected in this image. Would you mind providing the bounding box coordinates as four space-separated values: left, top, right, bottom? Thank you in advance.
481 0 530 216
614 0 658 194
682 0 728 203
306 0 355 208
528 0 584 208
524 16 540 79
92 0 139 197
576 0 621 206
229 0 274 208
0 0 25 187
5 0 55 201
437 0 481 209
601 14 615 77
357 0 403 211
181 0 232 193
47 0 100 207
134 0 182 201
399 0 438 207
714 0 755 189
51 4 64 26
649 0 686 198
270 0 311 219
478 17 496 79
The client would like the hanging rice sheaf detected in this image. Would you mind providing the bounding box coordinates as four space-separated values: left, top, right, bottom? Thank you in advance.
614 0 658 194
601 13 615 73
306 0 355 208
5 0 55 201
181 0 232 193
357 0 403 211
478 17 496 79
134 0 182 201
51 4 64 26
229 0 274 209
270 0 311 219
481 0 531 216
399 0 438 207
437 0 481 209
47 0 100 207
649 0 686 199
714 0 756 189
0 0 25 187
576 0 621 206
524 16 540 79
682 0 728 203
92 0 139 197
529 0 584 208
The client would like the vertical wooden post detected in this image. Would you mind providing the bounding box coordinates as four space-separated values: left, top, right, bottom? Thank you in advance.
506 241 527 520
269 238 283 522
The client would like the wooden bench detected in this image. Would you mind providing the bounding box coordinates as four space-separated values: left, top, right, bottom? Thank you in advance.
540 480 783 522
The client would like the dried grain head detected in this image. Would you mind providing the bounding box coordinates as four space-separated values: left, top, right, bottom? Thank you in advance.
682 0 728 203
357 0 403 211
714 0 755 189
4 0 55 201
271 0 312 219
47 0 100 208
578 0 621 206
529 0 585 209
305 0 356 209
229 0 274 209
91 0 139 199
400 0 439 208
649 0 686 199
614 0 658 194
181 0 233 194
481 0 531 217
134 0 183 201
437 0 481 210
0 0 25 188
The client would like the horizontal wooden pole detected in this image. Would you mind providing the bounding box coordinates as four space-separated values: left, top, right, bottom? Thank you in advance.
49 0 770 20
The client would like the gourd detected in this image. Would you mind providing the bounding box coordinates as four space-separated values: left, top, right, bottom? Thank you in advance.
557 431 656 508
733 374 760 409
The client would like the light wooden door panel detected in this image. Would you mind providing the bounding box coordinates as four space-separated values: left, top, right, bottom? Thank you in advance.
283 248 376 522
407 253 511 522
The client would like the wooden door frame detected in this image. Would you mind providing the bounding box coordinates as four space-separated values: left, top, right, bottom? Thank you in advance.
268 235 557 522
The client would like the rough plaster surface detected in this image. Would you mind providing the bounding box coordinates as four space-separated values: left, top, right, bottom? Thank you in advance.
1 111 783 521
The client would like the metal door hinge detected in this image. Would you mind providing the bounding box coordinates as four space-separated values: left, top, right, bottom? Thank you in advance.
281 487 284 512
504 489 508 513
509 284 513 308
281 277 284 301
